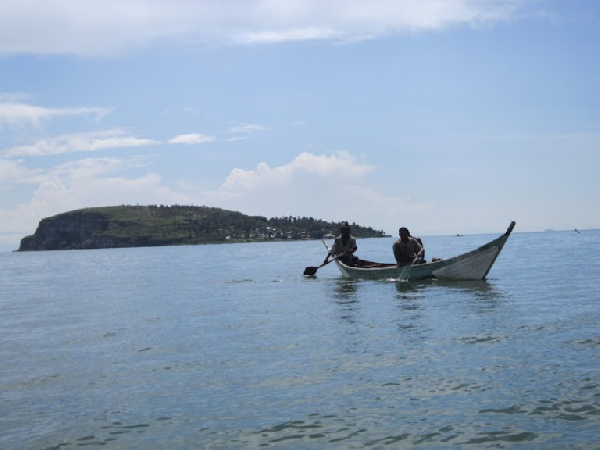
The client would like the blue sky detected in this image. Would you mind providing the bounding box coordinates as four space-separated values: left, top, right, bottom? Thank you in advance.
1 0 599 251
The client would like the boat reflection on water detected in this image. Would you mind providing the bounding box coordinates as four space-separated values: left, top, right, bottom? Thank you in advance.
395 278 501 294
328 277 504 323
333 278 359 301
329 276 502 302
332 279 360 324
395 278 506 316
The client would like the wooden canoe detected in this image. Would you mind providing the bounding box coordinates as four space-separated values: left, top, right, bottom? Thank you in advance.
333 221 516 281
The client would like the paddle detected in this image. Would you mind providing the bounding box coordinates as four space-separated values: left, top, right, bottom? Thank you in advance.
303 261 329 276
303 253 344 276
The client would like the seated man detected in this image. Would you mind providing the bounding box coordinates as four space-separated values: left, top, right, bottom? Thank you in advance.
324 221 359 266
411 235 426 263
392 227 424 265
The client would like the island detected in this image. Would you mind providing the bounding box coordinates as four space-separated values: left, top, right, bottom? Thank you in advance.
18 205 388 251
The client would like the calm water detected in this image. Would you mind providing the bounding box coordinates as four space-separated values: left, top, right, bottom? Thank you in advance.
1 229 599 449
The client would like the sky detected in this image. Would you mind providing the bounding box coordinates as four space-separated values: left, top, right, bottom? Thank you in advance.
1 0 599 252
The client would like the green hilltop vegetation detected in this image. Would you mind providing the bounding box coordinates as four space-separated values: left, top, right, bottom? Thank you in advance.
18 205 388 251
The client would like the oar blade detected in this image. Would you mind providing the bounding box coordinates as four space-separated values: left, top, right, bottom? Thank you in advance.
303 266 318 276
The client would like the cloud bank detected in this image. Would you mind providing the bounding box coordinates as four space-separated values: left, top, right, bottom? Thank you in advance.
0 0 537 55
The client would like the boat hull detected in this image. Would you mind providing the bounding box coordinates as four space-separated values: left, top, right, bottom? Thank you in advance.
334 221 515 281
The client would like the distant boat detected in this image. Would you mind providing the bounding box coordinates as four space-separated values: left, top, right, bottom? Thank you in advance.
328 221 516 281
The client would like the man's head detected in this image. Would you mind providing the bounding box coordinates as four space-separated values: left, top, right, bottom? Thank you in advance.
399 227 410 240
341 221 351 236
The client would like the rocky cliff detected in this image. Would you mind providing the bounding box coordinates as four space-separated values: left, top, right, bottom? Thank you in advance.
19 210 114 251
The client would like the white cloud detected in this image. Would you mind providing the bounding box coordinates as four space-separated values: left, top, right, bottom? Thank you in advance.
0 100 109 129
228 123 268 134
3 129 158 156
237 27 341 44
193 151 429 233
27 172 183 210
219 151 372 192
49 155 150 179
0 158 43 184
169 133 216 145
0 0 538 55
227 123 268 141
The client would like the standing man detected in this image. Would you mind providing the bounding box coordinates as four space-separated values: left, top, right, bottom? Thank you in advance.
393 227 424 265
324 221 358 266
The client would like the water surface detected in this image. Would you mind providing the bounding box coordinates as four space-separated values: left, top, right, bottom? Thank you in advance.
1 229 599 448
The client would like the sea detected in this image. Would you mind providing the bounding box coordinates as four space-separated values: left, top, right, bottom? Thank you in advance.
1 228 599 449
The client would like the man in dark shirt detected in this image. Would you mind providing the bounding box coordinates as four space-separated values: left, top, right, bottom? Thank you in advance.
392 227 424 265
